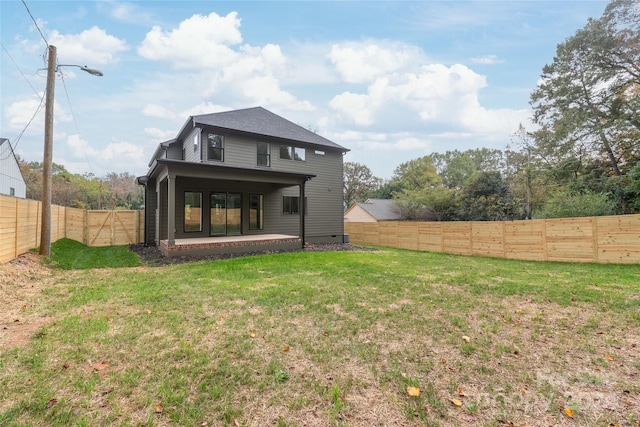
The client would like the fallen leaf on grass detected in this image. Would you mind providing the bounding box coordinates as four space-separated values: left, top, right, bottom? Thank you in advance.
46 398 57 408
450 398 463 407
155 404 163 414
605 354 614 361
249 332 256 338
563 407 574 418
462 335 471 342
457 387 466 397
92 361 109 371
282 346 289 352
407 386 420 397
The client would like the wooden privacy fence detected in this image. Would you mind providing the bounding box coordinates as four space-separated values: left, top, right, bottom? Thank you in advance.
345 214 640 264
0 195 144 264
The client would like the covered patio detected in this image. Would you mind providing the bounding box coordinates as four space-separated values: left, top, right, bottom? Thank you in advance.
158 234 302 257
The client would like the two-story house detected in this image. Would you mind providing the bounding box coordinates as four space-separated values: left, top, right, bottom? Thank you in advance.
137 107 349 257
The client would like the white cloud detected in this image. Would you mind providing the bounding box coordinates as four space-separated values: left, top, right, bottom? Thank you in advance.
182 102 231 117
142 104 178 120
138 13 312 113
328 62 528 137
471 54 504 65
48 26 129 65
329 92 375 126
328 41 425 84
329 130 431 152
143 127 175 140
66 134 146 171
138 12 242 69
5 94 73 134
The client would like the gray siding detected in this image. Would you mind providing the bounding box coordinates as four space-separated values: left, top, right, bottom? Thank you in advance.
183 129 201 162
143 178 157 244
170 177 300 239
152 126 345 244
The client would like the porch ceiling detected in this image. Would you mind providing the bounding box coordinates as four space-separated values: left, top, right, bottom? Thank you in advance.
149 159 315 186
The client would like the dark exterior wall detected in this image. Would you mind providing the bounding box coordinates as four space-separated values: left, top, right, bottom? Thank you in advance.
172 177 299 239
141 178 157 245
151 127 345 244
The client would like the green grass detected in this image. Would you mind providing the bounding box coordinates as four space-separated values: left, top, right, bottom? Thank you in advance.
1 246 639 426
48 238 141 269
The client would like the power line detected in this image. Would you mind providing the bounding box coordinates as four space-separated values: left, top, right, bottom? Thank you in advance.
1 42 42 97
59 72 95 175
21 0 48 48
0 42 47 160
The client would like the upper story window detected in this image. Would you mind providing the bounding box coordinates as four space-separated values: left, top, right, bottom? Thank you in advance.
193 133 199 152
207 133 224 161
280 145 305 161
257 141 270 167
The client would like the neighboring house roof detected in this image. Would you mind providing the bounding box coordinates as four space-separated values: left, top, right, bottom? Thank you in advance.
183 106 349 152
348 199 403 221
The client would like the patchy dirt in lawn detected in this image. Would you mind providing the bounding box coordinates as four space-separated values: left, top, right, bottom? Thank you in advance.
0 252 55 349
128 241 378 266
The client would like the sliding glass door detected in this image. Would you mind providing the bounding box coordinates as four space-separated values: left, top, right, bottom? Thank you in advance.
210 192 242 236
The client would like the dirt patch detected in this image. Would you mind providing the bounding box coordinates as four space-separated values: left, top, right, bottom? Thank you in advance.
129 242 378 266
0 252 55 349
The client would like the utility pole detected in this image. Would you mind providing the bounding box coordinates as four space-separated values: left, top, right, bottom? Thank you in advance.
38 45 102 257
40 45 56 257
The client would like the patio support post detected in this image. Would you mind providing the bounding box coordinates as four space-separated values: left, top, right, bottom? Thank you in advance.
300 180 306 248
167 174 176 247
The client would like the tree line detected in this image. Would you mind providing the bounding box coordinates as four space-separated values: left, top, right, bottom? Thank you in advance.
17 156 143 210
345 0 639 221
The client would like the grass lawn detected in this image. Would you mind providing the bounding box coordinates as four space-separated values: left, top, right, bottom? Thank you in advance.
1 242 639 426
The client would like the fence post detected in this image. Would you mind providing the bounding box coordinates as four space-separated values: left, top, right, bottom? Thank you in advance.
592 217 599 263
83 210 88 246
541 219 548 261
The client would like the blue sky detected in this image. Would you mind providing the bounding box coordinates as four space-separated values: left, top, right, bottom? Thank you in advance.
1 0 608 180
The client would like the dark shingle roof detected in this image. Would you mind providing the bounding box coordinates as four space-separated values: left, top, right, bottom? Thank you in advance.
190 107 348 152
356 199 403 221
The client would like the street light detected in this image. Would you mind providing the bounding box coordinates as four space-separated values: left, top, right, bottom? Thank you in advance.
39 45 103 257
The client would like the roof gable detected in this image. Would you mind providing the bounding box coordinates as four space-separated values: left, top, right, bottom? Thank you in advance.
189 107 348 152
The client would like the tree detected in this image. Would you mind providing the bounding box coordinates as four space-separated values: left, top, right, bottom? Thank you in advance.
456 171 521 221
530 0 639 177
536 189 617 218
394 186 457 221
391 156 441 191
370 179 406 199
432 148 506 190
343 162 380 208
